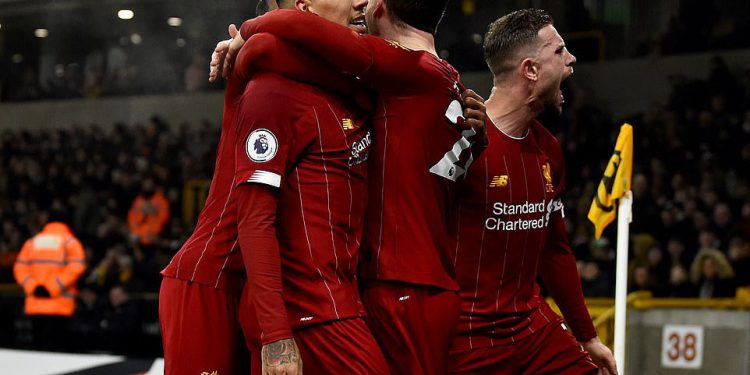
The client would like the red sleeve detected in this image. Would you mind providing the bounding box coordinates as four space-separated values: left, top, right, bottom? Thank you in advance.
239 10 374 77
234 84 294 189
539 144 597 342
235 33 371 110
237 183 293 344
540 214 597 342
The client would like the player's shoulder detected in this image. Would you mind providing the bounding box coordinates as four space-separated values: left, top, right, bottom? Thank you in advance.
364 35 406 50
530 120 562 152
245 74 312 105
243 32 280 50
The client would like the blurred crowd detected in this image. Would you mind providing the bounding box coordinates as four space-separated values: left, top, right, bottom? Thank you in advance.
3 0 750 102
558 55 750 299
634 0 750 58
0 56 748 355
0 116 218 354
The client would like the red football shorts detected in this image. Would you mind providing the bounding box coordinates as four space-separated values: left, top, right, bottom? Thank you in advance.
363 281 461 375
239 290 387 375
159 277 249 375
244 317 388 375
448 321 599 375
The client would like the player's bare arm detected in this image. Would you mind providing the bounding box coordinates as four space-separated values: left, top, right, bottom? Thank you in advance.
218 3 367 80
262 338 303 375
232 10 373 80
581 337 618 375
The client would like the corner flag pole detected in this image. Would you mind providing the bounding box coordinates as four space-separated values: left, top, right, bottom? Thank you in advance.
614 191 632 375
588 123 633 374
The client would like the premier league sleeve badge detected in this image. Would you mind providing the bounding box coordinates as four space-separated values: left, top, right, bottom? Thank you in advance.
246 129 279 163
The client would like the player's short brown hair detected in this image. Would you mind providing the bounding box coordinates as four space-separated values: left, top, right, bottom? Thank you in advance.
385 0 451 35
484 9 553 77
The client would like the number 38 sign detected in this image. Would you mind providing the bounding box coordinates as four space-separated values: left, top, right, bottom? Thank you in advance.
661 325 704 369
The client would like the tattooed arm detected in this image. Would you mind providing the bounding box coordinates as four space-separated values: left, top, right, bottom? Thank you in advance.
262 338 303 375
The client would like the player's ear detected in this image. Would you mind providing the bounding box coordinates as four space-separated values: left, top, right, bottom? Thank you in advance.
521 58 538 82
373 0 386 18
295 0 309 12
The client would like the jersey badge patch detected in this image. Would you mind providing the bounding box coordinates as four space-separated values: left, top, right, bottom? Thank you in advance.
542 162 554 192
246 129 278 163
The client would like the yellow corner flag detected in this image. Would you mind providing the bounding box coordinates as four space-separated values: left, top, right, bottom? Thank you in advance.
588 124 633 239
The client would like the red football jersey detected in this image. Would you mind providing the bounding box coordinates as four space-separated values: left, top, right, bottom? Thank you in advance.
163 37 372 332
160 83 249 291
237 72 371 329
361 41 471 291
241 10 477 291
449 119 594 351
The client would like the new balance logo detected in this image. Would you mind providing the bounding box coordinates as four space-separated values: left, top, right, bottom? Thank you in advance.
342 118 354 130
490 175 509 187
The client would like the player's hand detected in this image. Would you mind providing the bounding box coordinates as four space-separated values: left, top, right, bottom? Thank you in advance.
209 39 231 82
222 24 247 79
209 24 239 82
582 337 618 375
261 338 303 375
461 89 488 148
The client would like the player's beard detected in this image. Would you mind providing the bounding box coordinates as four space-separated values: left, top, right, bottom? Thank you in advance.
540 81 564 116
535 79 565 127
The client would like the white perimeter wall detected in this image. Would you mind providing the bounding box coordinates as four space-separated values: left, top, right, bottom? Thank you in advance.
0 92 224 130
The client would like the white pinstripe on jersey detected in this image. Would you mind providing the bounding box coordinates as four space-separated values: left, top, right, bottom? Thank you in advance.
494 155 512 316
295 168 341 319
185 175 236 282
214 239 239 288
313 107 342 285
513 152 531 313
328 104 355 274
467 158 490 349
375 101 389 278
453 203 463 268
534 153 554 324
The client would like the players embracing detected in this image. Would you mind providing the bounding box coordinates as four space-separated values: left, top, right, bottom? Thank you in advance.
160 2 619 375
227 0 487 372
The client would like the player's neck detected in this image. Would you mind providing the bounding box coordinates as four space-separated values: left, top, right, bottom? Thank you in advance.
486 85 536 138
380 24 438 56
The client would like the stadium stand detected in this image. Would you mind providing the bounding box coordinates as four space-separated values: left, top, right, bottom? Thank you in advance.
0 5 749 374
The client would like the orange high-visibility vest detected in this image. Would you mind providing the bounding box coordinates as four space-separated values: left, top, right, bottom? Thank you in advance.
127 191 170 245
13 222 86 317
